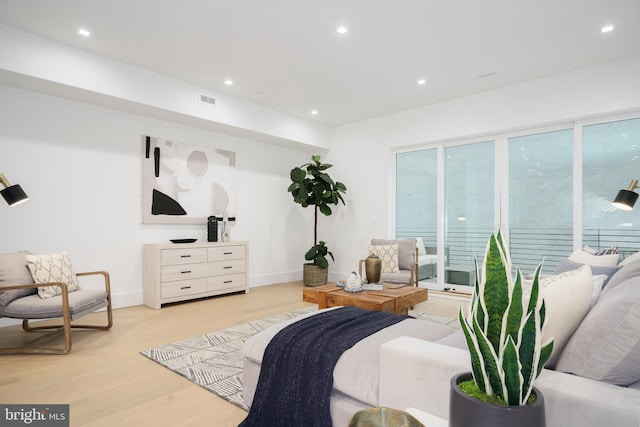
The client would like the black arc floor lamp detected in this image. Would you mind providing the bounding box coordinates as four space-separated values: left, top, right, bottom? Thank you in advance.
612 179 639 211
0 173 29 207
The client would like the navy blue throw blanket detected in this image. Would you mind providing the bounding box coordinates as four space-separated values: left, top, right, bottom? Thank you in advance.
239 306 410 427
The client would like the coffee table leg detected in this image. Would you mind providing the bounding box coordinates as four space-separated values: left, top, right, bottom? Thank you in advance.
318 290 328 309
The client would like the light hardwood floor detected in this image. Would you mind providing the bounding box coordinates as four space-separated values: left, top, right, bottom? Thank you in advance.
0 282 465 427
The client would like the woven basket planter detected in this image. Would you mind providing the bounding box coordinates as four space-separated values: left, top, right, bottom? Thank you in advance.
303 263 328 287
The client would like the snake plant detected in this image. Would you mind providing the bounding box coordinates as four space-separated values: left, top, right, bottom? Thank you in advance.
458 230 554 406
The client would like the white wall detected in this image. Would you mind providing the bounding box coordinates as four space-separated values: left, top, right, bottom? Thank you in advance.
0 84 316 318
326 56 640 280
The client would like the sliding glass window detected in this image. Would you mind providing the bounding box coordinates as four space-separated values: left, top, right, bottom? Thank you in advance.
394 112 640 289
444 141 494 285
582 117 640 258
508 129 573 274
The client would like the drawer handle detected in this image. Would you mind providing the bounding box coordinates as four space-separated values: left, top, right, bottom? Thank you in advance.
181 270 192 274
223 266 233 269
180 255 191 258
223 252 233 255
180 286 192 290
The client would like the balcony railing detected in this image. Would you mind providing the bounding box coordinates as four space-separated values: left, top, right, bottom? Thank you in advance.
398 227 640 278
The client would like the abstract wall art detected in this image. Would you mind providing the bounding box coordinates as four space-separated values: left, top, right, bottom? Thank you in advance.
142 135 236 224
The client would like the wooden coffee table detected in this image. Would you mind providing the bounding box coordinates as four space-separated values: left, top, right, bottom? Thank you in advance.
302 283 428 315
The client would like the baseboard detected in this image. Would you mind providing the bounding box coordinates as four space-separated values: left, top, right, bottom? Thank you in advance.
429 289 472 301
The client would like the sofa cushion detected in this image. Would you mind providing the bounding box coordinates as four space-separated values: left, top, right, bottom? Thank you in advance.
554 258 621 288
26 252 81 299
555 279 640 386
619 251 640 266
369 244 399 273
525 265 593 367
0 290 108 320
600 260 640 299
0 251 36 306
568 249 618 267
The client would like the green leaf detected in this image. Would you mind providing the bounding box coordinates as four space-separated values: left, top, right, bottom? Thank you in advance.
483 234 511 353
319 204 332 216
290 167 307 182
473 314 502 397
458 309 487 392
501 336 522 405
315 256 329 269
504 270 524 345
537 339 554 377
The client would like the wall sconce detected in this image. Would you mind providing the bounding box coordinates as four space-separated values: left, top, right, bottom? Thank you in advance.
612 179 639 211
0 173 29 207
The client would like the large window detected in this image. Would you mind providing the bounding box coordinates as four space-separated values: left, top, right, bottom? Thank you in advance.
396 149 437 243
582 117 640 258
395 113 640 290
509 129 573 274
444 141 494 281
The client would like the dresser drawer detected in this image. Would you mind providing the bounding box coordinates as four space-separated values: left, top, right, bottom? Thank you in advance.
208 273 246 291
162 248 208 265
208 259 246 275
162 263 208 282
162 278 207 298
208 246 246 261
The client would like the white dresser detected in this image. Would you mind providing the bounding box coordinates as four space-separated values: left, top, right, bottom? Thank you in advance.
143 241 249 309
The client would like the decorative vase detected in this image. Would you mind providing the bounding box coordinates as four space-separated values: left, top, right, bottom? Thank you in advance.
449 372 545 427
303 263 328 287
365 254 382 284
221 214 230 242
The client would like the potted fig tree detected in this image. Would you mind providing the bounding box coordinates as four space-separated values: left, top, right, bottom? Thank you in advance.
452 230 554 427
288 155 346 286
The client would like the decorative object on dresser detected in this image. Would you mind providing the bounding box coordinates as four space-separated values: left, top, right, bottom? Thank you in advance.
143 241 249 309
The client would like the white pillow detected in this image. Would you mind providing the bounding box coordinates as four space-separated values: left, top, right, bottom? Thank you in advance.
620 251 640 266
524 265 593 367
568 250 618 267
26 252 81 299
368 244 399 273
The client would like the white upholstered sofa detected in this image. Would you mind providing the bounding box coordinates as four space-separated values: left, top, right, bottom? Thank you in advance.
243 251 640 426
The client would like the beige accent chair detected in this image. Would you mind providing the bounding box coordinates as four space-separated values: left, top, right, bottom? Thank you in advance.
0 251 113 355
359 238 418 286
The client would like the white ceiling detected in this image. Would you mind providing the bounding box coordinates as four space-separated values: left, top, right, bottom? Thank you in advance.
0 0 639 127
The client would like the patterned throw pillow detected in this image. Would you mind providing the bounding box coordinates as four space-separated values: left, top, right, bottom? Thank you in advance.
26 253 81 299
594 246 618 255
369 244 399 273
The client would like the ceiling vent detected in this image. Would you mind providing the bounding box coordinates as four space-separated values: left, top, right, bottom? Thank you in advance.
199 94 216 106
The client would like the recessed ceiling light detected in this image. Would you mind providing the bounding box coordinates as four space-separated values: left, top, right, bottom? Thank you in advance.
601 25 614 33
78 28 91 37
336 26 348 35
311 110 319 115
224 79 234 86
417 79 427 86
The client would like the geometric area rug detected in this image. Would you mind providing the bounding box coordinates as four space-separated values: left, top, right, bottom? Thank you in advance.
140 306 458 411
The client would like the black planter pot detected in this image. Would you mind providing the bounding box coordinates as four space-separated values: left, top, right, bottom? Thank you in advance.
449 372 545 427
